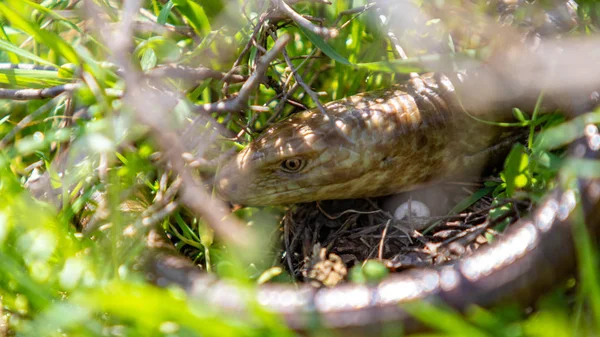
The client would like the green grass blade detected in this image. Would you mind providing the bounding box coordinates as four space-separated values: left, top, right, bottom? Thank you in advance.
298 26 352 65
534 111 600 151
572 202 600 333
0 68 67 87
404 301 490 337
0 3 79 64
158 0 175 25
0 23 20 64
172 0 211 36
563 158 600 179
21 0 84 35
0 39 57 67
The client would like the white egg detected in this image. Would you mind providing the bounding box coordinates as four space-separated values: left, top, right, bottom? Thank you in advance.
394 200 431 220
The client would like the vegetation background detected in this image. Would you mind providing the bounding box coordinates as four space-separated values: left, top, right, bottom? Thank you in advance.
0 0 599 336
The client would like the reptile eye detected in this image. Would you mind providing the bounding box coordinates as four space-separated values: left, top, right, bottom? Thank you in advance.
280 158 306 173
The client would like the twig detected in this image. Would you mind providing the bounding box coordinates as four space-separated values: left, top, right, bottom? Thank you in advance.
283 215 297 282
19 0 82 49
267 30 355 144
147 65 247 83
316 201 382 220
375 6 419 78
184 112 235 140
223 12 270 97
143 176 182 221
271 0 337 38
0 83 79 100
248 48 318 134
0 94 67 149
286 0 331 4
82 0 255 246
150 129 255 246
378 219 391 260
270 54 322 65
131 20 195 37
193 34 290 114
137 7 195 37
334 2 376 28
0 63 57 71
0 299 6 337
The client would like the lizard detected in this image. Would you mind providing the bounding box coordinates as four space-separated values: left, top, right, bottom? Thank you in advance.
145 0 600 334
150 66 600 335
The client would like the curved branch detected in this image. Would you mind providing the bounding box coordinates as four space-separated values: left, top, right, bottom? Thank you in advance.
193 34 290 114
0 83 79 100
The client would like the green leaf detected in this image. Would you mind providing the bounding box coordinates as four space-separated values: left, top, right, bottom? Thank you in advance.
0 69 67 87
563 158 600 179
0 3 79 64
172 0 211 36
354 60 426 73
299 24 475 74
512 108 529 122
534 111 600 151
58 63 77 79
21 0 84 36
0 24 20 64
503 144 530 196
157 0 174 25
361 260 389 282
489 200 513 232
403 301 489 337
140 49 157 71
572 200 600 333
531 150 561 170
135 36 181 64
298 26 352 65
448 186 495 215
0 38 57 67
183 30 218 63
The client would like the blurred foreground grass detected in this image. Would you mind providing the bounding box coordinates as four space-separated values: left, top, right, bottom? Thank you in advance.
0 0 599 336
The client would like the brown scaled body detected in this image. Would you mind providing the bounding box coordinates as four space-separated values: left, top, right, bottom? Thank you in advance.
216 73 517 206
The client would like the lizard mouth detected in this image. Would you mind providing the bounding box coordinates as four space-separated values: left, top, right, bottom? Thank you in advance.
216 181 322 206
217 173 383 206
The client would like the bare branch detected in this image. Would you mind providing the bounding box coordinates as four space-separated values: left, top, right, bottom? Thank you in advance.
255 49 320 132
130 21 195 37
146 126 255 247
193 34 290 114
0 63 57 71
0 83 79 100
0 298 6 337
271 0 337 38
137 8 195 37
223 11 270 97
147 65 247 84
374 6 419 79
0 95 67 149
286 0 331 4
19 0 81 49
81 0 255 247
334 2 376 26
267 30 355 144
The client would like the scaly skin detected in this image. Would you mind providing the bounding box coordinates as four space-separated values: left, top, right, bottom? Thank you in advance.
149 88 600 332
216 73 516 206
145 1 600 334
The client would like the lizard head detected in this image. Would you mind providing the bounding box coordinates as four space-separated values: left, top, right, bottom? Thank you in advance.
215 110 372 206
214 87 448 206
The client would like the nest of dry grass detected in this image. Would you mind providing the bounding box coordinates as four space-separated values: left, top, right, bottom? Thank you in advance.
280 182 532 287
